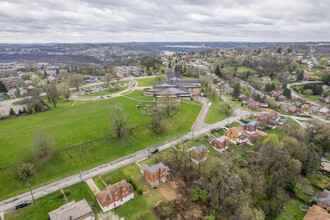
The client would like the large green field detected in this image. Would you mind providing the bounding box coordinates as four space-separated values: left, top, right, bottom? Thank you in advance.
205 98 231 124
0 90 201 200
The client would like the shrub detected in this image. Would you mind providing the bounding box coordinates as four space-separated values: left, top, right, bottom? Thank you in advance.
137 189 143 195
17 163 35 180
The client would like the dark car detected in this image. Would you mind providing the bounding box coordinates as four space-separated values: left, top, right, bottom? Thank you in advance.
15 200 32 210
150 148 159 154
210 128 217 133
183 138 189 142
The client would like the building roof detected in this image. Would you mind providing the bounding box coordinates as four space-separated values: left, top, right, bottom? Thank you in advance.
248 120 258 127
316 189 330 207
192 145 207 154
48 199 92 220
216 135 229 142
141 162 170 174
156 87 190 96
96 180 133 205
303 205 330 220
319 107 330 113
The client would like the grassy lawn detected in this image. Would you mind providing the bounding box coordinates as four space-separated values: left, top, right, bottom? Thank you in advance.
0 93 201 200
135 76 165 87
237 66 257 74
308 174 330 188
83 86 128 96
205 98 231 124
5 182 98 220
94 157 167 219
276 199 306 220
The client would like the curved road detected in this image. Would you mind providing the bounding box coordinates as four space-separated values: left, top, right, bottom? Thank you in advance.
0 92 251 213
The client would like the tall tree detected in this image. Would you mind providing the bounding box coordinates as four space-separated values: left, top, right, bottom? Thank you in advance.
214 65 222 78
283 88 291 99
0 81 8 93
69 74 84 91
60 84 71 101
44 83 59 107
303 89 313 97
232 83 241 99
110 105 130 140
31 131 55 162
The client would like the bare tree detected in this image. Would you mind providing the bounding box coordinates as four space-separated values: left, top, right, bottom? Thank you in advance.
151 110 167 134
43 83 59 107
110 105 130 140
23 88 50 113
31 131 55 162
69 74 84 91
103 67 116 87
60 84 71 101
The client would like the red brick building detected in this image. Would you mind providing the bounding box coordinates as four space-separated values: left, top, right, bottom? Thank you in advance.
140 162 170 188
209 136 229 153
96 179 134 212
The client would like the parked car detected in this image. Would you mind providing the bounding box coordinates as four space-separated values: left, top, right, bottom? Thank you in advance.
15 200 32 210
210 128 217 133
150 148 159 154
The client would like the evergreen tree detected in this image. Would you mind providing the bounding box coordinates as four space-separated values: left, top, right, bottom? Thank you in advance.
0 81 8 93
214 65 222 77
283 88 292 99
232 84 241 99
9 108 16 116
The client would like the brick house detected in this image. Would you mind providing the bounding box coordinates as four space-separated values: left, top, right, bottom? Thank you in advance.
49 199 94 220
208 136 229 153
141 162 170 188
288 106 301 115
96 180 134 212
247 99 261 110
189 145 208 164
241 121 258 134
225 127 248 144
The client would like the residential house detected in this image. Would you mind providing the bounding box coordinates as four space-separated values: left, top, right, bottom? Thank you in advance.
276 116 288 125
293 101 304 108
288 106 301 115
226 127 248 144
309 105 319 113
238 94 246 100
241 121 259 134
96 180 134 212
48 199 94 220
323 96 330 104
280 103 289 112
301 103 311 111
242 97 252 104
208 136 229 153
247 99 261 110
319 107 330 115
257 113 279 129
313 189 330 210
303 205 330 220
141 162 170 188
260 103 269 108
189 145 208 164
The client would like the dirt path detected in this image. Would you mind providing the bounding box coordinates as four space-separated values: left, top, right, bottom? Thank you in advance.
157 183 178 201
85 179 100 195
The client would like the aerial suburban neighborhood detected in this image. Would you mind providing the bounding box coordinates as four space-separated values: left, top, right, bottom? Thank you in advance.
0 1 330 220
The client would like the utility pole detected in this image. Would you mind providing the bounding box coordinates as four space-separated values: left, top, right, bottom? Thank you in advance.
28 183 35 205
79 171 83 183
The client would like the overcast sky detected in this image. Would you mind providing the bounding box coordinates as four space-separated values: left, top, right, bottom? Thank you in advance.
0 0 329 43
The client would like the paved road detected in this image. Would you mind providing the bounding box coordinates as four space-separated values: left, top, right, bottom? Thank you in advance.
287 81 323 107
0 106 250 213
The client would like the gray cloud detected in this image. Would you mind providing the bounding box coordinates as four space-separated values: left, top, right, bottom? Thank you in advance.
0 0 329 43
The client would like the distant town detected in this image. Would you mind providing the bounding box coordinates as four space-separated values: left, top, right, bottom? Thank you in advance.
0 42 330 220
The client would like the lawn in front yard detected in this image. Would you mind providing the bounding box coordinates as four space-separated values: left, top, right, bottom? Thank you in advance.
276 199 306 220
5 182 98 220
95 158 168 219
205 98 231 124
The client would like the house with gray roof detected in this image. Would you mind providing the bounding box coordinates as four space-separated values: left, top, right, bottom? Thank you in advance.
189 145 208 164
314 189 330 210
48 199 94 220
141 162 170 188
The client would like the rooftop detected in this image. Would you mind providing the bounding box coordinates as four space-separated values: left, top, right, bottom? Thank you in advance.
48 199 93 220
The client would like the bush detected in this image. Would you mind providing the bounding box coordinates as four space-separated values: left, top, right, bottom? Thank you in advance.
17 163 35 180
127 178 137 190
137 189 143 195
